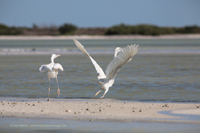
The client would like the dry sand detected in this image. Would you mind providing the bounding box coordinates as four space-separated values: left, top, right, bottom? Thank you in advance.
0 99 200 122
0 34 200 40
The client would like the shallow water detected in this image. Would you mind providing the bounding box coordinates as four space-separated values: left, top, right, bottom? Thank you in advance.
0 53 199 102
1 116 200 133
0 39 200 54
0 38 200 102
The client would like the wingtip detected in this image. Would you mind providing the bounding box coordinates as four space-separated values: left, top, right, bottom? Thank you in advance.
73 38 90 57
131 44 139 49
39 67 41 72
39 65 44 72
73 39 78 43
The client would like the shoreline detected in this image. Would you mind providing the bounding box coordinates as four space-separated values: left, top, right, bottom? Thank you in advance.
0 34 200 40
0 34 200 55
0 98 200 123
0 50 200 55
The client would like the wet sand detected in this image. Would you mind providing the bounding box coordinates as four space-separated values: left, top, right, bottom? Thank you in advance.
0 98 200 123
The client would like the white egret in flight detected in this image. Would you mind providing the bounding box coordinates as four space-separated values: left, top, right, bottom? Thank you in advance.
73 39 139 98
39 54 64 101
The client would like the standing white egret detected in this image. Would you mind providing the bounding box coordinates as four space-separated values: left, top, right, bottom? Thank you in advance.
39 54 64 101
73 39 139 98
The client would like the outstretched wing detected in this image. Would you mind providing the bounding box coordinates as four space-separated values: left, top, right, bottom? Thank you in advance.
105 44 139 80
73 39 106 80
39 63 53 72
54 63 64 71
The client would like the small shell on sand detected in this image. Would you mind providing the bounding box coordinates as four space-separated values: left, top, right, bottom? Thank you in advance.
66 110 71 113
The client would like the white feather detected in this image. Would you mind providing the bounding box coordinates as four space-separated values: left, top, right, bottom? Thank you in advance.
54 63 64 71
73 39 106 79
105 44 139 80
73 39 139 98
39 64 53 72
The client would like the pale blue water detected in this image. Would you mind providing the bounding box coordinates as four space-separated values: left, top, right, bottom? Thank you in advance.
0 39 200 54
0 39 200 102
1 116 200 133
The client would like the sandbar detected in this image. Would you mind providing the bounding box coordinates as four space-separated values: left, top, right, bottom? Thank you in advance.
0 98 200 123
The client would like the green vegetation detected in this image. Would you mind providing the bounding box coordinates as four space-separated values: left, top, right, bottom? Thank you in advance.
0 23 200 36
0 24 23 35
58 23 77 35
105 24 200 35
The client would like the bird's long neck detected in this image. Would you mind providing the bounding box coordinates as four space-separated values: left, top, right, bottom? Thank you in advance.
114 51 118 57
51 58 55 64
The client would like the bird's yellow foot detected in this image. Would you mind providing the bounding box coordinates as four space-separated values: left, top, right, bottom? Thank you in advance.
57 89 60 97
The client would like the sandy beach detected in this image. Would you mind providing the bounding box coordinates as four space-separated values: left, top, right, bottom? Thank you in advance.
0 34 200 40
0 98 200 123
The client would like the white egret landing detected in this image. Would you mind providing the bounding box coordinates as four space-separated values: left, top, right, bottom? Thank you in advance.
73 39 139 98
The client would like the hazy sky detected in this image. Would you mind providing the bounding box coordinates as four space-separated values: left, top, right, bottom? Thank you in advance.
0 0 200 28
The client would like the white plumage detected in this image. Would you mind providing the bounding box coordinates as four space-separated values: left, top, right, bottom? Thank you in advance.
73 39 139 98
39 54 64 101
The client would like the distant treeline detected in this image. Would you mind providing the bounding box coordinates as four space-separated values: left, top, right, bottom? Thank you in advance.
105 24 200 35
0 23 200 36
